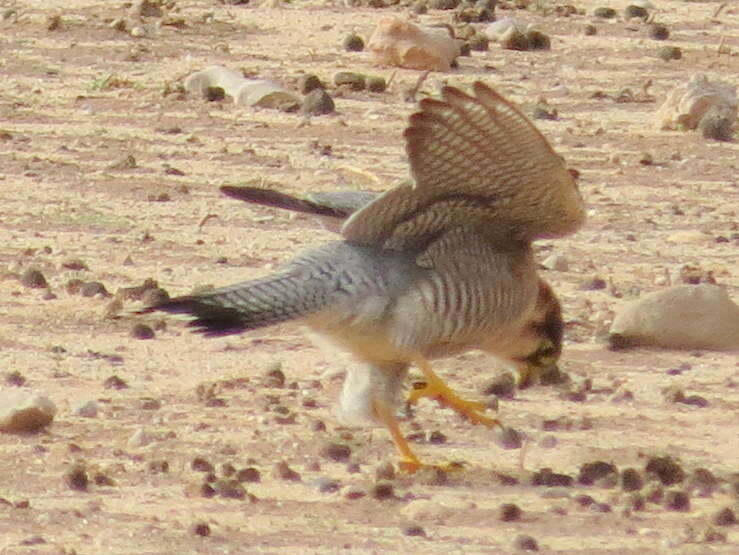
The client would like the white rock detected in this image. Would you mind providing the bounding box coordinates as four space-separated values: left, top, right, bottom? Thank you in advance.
73 400 98 418
367 17 459 72
484 18 528 41
542 253 569 271
666 230 711 244
655 74 737 131
609 284 739 350
184 66 299 110
0 390 56 433
128 428 154 448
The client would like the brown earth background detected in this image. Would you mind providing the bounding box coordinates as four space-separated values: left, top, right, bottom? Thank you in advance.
1 0 738 553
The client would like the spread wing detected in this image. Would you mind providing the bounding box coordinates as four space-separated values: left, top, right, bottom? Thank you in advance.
341 81 585 249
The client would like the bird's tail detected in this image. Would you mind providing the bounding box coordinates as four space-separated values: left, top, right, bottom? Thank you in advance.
141 267 332 337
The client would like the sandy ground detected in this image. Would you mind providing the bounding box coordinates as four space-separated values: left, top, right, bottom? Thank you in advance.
1 0 738 553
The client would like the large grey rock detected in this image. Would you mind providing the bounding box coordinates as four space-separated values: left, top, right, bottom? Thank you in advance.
609 284 739 351
0 390 57 433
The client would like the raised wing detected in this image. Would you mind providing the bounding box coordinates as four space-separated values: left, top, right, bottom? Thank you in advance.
342 82 585 248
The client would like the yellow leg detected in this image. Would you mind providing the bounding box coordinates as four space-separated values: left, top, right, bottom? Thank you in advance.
408 358 500 429
373 399 423 473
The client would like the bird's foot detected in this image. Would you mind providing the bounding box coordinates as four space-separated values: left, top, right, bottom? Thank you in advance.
407 372 499 428
398 457 465 475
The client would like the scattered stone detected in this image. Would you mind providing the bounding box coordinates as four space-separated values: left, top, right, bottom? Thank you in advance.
645 456 685 486
609 285 739 351
514 534 539 551
333 71 366 91
273 461 301 481
482 373 515 398
262 364 285 388
663 489 690 512
140 287 170 306
699 106 735 142
298 74 324 94
495 426 523 449
366 76 387 93
657 46 682 61
343 33 364 52
593 7 616 19
236 467 260 483
368 17 459 71
531 468 573 487
468 34 489 51
624 5 648 20
214 479 246 499
301 89 335 116
428 430 447 444
624 492 646 511
128 428 154 448
621 468 643 492
4 371 26 387
375 461 396 481
648 23 669 41
579 277 606 291
372 481 395 500
315 476 341 493
148 460 169 473
499 503 522 521
184 65 300 111
80 281 110 298
73 400 98 418
343 485 367 500
191 457 214 473
191 521 210 536
65 464 88 491
542 253 568 271
688 467 719 496
712 507 737 526
0 390 56 433
403 524 427 537
655 74 737 132
61 258 88 271
131 323 155 340
578 461 617 485
584 24 597 36
103 375 128 390
20 268 47 289
321 442 352 462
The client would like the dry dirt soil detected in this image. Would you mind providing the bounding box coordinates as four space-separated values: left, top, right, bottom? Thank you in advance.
1 0 738 553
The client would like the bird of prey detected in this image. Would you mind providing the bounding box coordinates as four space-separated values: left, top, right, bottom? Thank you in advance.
142 82 585 472
219 184 566 389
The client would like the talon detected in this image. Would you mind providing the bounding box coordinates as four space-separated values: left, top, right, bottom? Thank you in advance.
410 358 500 429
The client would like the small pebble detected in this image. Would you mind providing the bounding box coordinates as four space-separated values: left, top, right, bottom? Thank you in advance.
584 24 597 36
214 479 246 499
80 281 110 298
663 489 690 512
593 7 616 19
578 461 617 485
315 477 341 493
366 76 387 93
343 485 367 500
343 33 364 52
482 373 515 398
514 534 539 551
499 503 522 521
103 375 128 390
191 457 214 473
403 524 427 537
657 46 682 61
645 456 685 486
375 461 396 481
699 106 735 142
236 467 261 483
334 72 366 91
624 5 648 20
321 442 352 462
372 481 395 500
131 323 155 340
273 461 301 481
191 521 210 536
20 269 47 289
301 89 335 116
578 277 606 291
495 426 523 449
73 400 98 418
621 468 643 492
531 468 573 487
648 24 669 40
298 74 324 94
712 507 737 526
65 464 88 491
